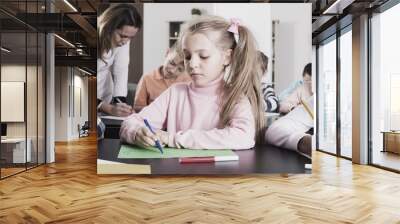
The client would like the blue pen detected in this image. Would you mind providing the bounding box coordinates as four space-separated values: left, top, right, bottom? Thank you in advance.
143 118 164 154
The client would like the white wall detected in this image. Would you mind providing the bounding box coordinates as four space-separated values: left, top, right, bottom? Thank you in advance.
312 46 317 94
54 67 89 141
76 75 89 125
55 67 70 141
143 3 214 74
1 64 46 163
143 3 310 95
271 3 312 94
72 73 89 138
1 65 40 137
1 82 25 122
143 3 272 79
214 3 272 81
1 65 25 81
1 65 26 139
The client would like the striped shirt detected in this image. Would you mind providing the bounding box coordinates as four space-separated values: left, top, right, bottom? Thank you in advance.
261 83 279 113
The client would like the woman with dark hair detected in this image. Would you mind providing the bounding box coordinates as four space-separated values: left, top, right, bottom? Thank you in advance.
97 3 142 116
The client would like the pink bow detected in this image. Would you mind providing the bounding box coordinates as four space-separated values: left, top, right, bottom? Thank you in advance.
227 18 240 42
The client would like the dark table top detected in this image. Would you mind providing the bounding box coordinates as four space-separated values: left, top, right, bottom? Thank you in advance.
98 138 312 174
101 117 123 126
101 118 123 139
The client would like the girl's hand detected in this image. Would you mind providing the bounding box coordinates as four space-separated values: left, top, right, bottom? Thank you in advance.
134 127 158 149
156 130 169 146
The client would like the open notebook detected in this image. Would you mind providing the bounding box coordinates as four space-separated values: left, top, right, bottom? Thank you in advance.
118 144 236 159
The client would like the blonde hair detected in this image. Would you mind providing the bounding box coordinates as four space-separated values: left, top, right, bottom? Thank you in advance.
97 3 142 60
162 41 186 75
179 16 266 144
167 41 184 63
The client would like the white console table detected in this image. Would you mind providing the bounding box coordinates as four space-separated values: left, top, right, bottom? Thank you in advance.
1 138 32 163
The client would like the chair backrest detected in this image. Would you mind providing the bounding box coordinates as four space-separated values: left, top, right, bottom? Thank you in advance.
82 121 90 130
126 83 138 106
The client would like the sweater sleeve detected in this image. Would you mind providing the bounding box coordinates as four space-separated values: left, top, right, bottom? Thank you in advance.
120 87 170 144
112 42 130 97
170 97 255 150
133 75 149 112
279 86 302 114
262 83 279 113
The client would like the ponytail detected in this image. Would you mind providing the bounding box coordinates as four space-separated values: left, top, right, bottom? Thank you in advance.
221 25 266 145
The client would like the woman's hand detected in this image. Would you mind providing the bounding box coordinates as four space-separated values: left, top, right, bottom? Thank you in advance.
100 102 134 117
112 103 134 116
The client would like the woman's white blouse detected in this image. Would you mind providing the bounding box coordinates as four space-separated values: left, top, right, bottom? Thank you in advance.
97 41 130 104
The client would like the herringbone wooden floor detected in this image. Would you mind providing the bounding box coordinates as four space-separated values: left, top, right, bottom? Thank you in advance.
1 135 400 223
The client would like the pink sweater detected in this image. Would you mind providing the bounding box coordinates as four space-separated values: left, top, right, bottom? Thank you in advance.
120 77 255 150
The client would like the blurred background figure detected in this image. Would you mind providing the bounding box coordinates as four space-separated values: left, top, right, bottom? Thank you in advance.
134 42 191 112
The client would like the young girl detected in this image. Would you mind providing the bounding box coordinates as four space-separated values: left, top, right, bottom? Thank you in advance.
133 43 192 112
120 16 265 150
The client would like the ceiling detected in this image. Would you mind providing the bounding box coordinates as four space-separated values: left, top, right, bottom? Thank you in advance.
0 0 393 73
311 0 390 43
0 0 99 73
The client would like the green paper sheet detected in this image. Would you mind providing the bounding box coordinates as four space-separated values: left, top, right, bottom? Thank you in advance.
118 144 235 159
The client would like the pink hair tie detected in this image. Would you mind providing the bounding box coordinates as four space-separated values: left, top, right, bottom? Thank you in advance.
227 18 240 43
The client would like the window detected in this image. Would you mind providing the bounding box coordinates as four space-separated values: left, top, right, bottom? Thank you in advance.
317 36 337 154
0 1 47 179
339 28 352 158
370 2 400 171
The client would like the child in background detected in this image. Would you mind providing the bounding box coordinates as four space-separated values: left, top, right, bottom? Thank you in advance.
265 95 313 157
265 63 313 157
279 63 312 114
134 43 192 112
120 16 265 150
259 51 279 113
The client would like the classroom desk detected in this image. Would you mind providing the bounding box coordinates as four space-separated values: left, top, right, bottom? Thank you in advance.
101 117 123 139
97 138 311 174
102 114 280 139
1 138 32 166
